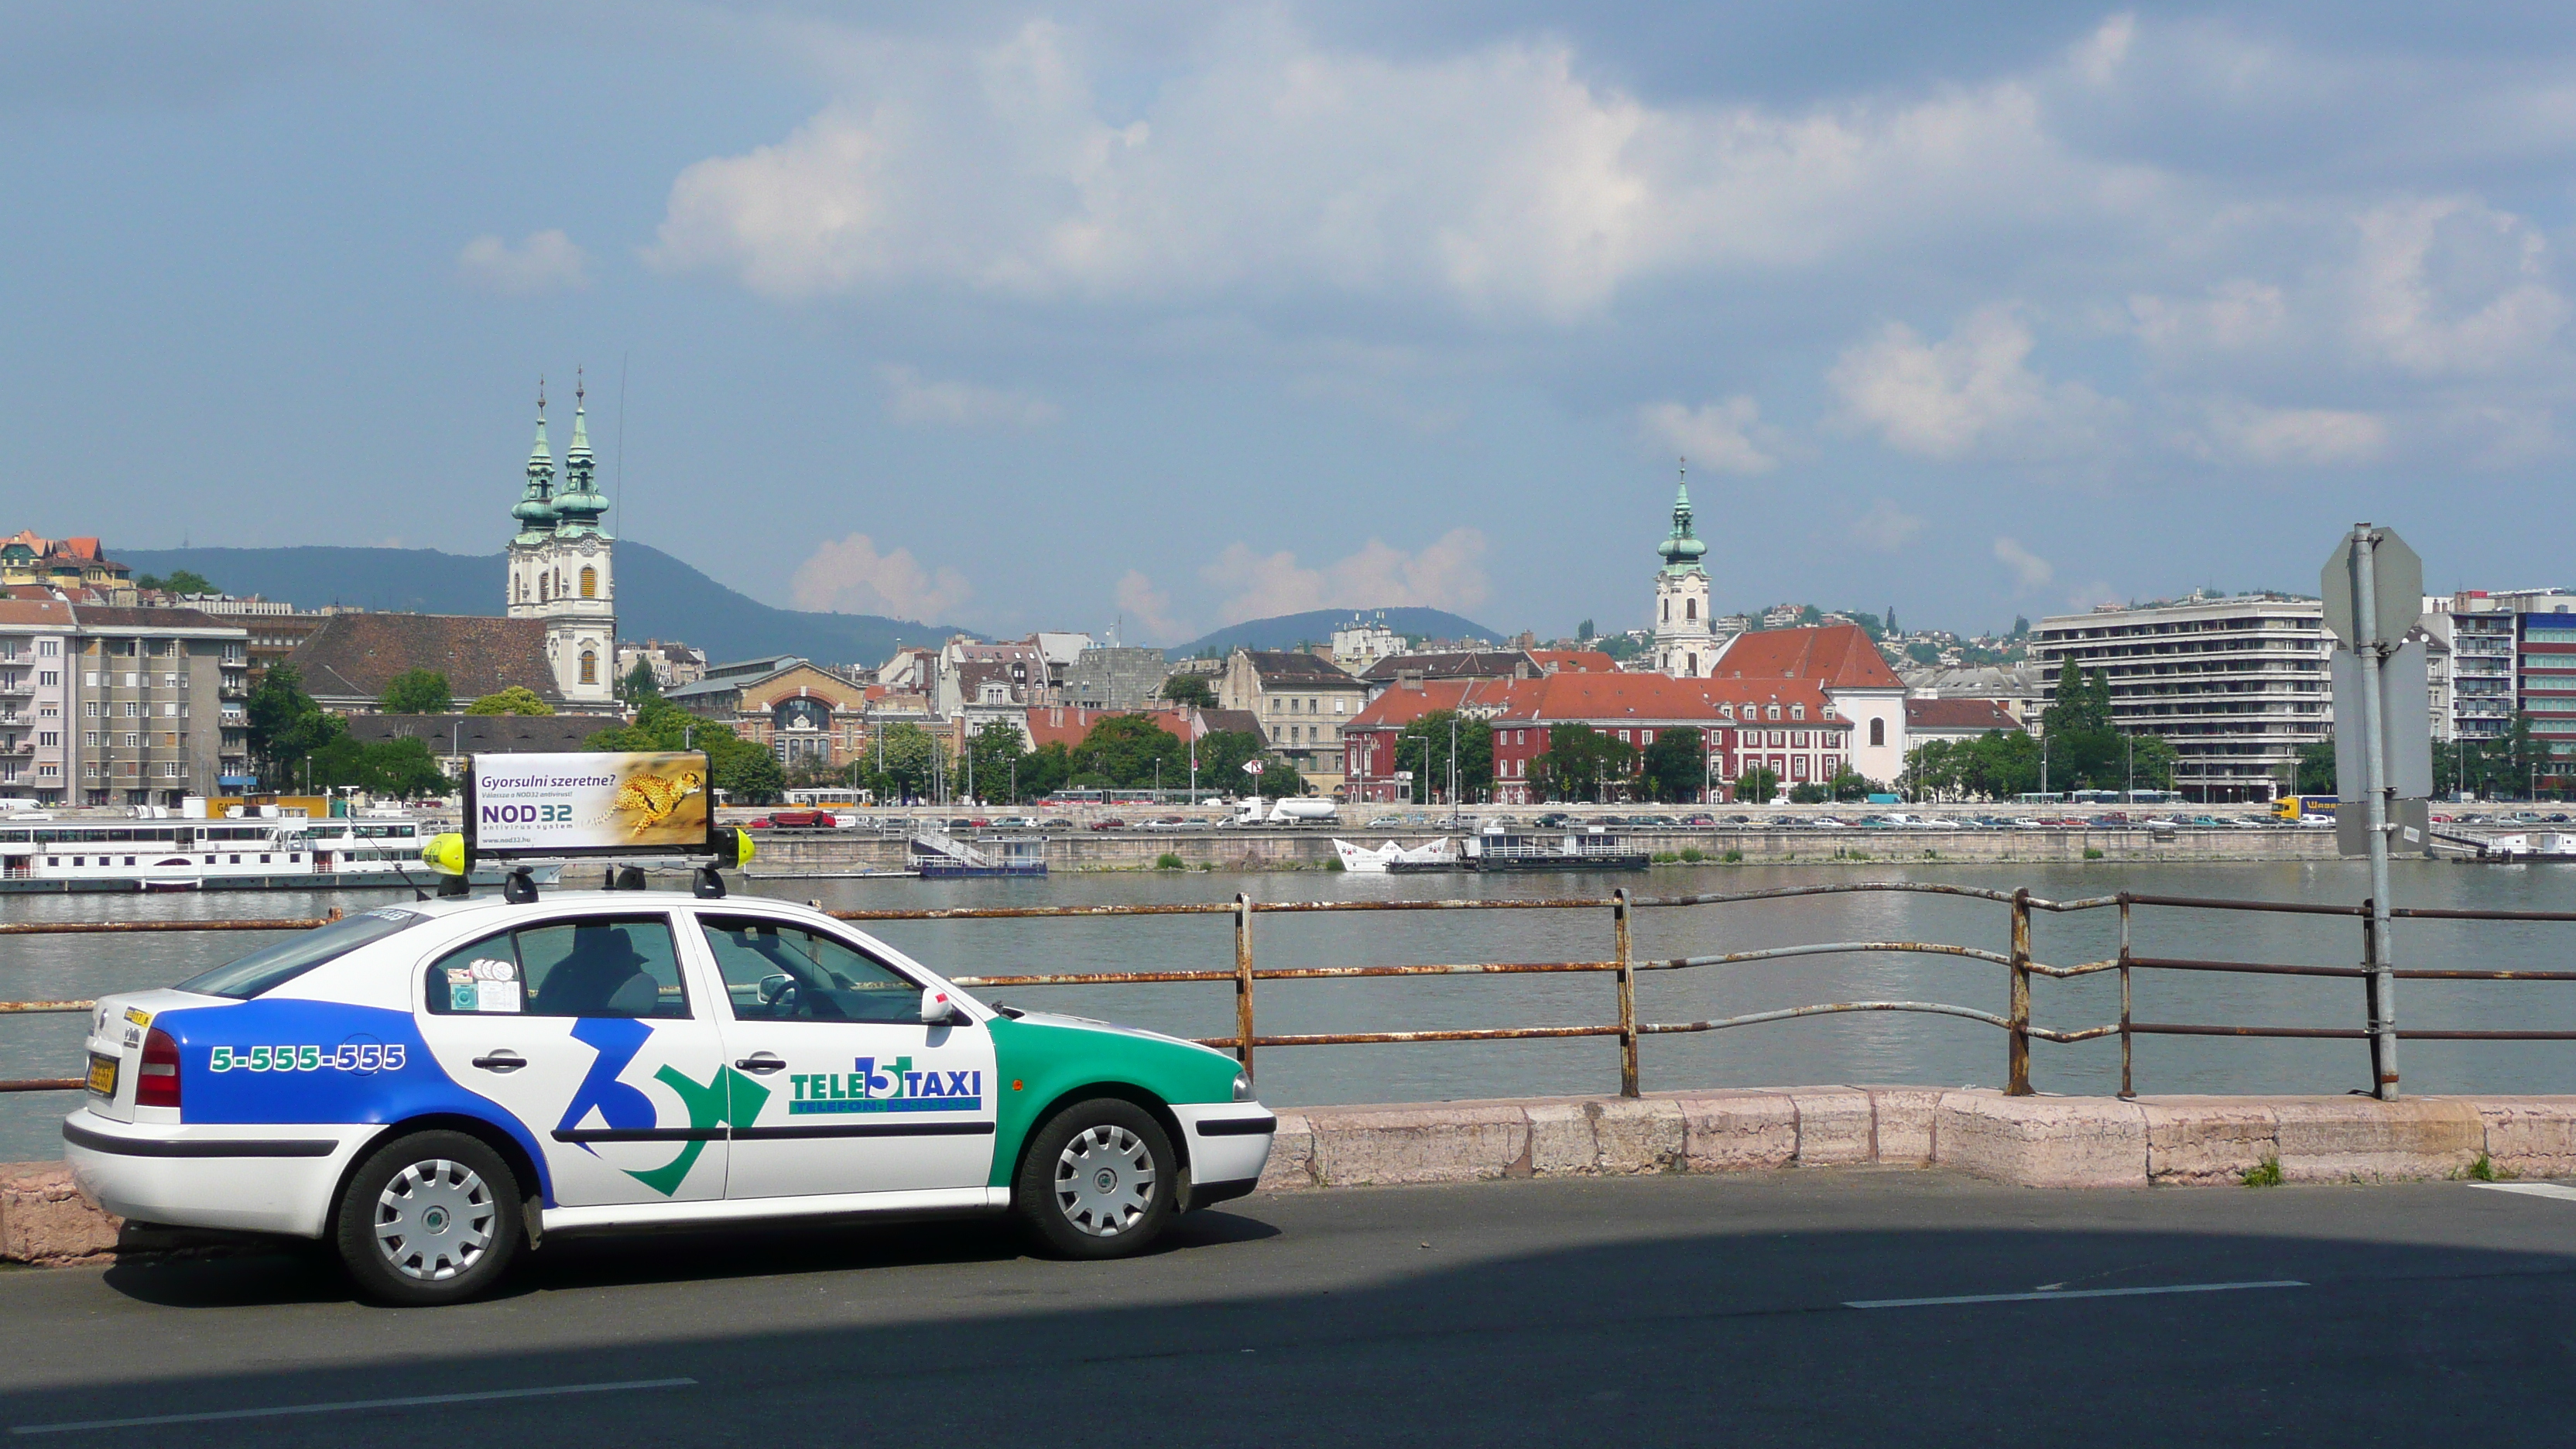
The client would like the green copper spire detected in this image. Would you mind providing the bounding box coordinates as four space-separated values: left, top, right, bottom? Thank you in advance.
550 367 612 539
1656 461 1705 575
510 379 558 545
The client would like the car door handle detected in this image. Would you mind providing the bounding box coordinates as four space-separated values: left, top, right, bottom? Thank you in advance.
471 1051 526 1074
735 1053 787 1074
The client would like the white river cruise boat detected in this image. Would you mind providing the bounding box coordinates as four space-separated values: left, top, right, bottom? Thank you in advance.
0 814 429 891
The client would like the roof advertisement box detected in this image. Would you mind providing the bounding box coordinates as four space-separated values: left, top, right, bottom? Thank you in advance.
465 751 714 859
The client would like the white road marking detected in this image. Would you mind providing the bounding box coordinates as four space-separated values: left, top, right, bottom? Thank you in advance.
1846 1280 2307 1310
2468 1182 2576 1203
9 1378 696 1435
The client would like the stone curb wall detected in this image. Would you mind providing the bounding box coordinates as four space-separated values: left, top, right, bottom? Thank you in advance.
9 1088 2571 1265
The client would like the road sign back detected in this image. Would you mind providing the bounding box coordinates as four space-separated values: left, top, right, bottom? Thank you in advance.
2320 526 2424 649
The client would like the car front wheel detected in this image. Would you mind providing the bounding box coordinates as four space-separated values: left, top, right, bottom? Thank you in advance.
1014 1098 1177 1259
333 1129 523 1306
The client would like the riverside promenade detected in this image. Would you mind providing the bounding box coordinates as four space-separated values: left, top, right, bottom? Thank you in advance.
7 1085 2574 1263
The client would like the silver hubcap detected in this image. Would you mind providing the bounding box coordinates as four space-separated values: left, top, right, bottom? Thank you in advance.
373 1158 495 1282
1054 1124 1156 1238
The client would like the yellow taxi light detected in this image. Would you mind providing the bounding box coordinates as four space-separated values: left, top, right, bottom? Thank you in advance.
421 832 468 875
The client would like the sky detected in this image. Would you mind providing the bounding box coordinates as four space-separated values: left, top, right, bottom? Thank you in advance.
5 2 2576 646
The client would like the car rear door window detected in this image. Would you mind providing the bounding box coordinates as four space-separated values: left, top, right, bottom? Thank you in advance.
697 916 920 1023
423 916 690 1019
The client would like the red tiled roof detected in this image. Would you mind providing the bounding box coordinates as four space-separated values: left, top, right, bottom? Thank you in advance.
1906 697 2020 731
1713 624 1903 690
286 614 565 704
0 598 74 624
1351 673 1845 731
1528 649 1616 673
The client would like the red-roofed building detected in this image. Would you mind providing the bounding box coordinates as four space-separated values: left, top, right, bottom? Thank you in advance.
1527 649 1616 674
1710 623 1909 783
1903 697 2023 745
1345 673 1853 804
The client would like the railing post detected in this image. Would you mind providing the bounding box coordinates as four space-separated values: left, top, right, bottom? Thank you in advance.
2117 892 2134 1100
2007 887 2033 1096
2362 899 2386 1099
1233 892 1255 1078
1614 888 1638 1098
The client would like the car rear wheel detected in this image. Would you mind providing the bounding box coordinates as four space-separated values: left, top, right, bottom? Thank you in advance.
1014 1098 1176 1259
334 1130 522 1306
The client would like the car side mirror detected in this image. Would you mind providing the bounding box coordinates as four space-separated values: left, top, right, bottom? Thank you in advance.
757 972 796 1006
922 987 965 1026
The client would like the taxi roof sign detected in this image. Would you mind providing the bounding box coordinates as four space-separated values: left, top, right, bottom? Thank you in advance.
461 751 722 863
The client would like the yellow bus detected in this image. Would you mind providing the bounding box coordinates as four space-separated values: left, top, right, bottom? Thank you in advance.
2273 794 2338 820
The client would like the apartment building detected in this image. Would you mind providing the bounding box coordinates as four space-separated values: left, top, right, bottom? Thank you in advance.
1217 649 1366 793
2424 591 2576 761
0 602 250 805
2031 594 2331 803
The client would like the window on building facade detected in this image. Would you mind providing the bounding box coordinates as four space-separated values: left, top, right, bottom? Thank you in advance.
38 640 57 656
580 649 598 685
1869 718 1885 747
1790 706 1804 721
580 567 598 598
1686 598 1697 621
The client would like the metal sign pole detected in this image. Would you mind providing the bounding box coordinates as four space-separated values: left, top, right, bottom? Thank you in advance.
2350 526 2400 1101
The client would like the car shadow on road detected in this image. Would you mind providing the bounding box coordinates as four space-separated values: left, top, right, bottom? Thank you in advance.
37 1218 2576 1447
97 1208 1283 1308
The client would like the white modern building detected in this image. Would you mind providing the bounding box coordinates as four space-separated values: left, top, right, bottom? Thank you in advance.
2030 594 2331 802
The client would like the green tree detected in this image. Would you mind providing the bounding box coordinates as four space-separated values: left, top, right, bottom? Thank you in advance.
1159 674 1217 708
1192 728 1266 788
1577 618 1595 641
1827 766 1874 803
379 669 453 714
1787 781 1831 803
621 659 662 702
2295 739 2336 795
584 697 782 803
1734 766 1780 804
466 686 555 716
1016 741 1074 800
138 568 217 595
962 720 1026 802
863 721 947 802
1393 710 1494 803
308 735 450 799
1074 714 1189 790
1528 724 1636 803
1639 728 1707 803
1251 755 1307 798
243 663 341 790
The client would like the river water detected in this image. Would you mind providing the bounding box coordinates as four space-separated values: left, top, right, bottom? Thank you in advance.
6 860 2574 1162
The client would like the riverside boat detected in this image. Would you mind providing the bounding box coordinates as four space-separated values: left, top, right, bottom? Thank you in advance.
0 812 492 892
1463 824 1649 872
1333 838 1461 874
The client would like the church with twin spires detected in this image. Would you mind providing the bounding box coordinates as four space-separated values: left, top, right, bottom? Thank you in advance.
504 375 617 707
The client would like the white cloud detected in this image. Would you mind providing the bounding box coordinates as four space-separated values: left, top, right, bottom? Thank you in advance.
649 18 2110 320
2201 402 2389 466
455 230 590 295
1113 569 1185 642
1637 396 1776 475
790 533 971 621
1830 305 2119 461
1201 528 1490 625
2345 197 2568 377
1992 536 2055 593
2073 13 2137 89
877 364 1060 428
2128 279 2289 357
1851 500 1926 554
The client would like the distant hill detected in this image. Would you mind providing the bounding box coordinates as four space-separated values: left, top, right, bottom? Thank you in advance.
118 543 968 668
1170 608 1507 659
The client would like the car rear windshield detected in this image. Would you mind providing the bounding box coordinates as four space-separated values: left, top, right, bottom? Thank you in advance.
175 909 427 999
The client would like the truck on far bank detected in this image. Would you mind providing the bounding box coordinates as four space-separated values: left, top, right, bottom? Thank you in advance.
1234 796 1340 826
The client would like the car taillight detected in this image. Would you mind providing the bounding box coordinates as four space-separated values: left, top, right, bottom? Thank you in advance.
136 1027 181 1110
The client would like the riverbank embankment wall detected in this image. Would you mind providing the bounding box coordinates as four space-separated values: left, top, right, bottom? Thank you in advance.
748 826 2340 876
8 1088 2568 1264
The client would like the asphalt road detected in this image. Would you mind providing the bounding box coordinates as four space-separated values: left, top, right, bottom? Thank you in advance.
5 1170 2576 1444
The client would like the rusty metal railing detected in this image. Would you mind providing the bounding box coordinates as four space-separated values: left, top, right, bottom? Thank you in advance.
8 883 2576 1102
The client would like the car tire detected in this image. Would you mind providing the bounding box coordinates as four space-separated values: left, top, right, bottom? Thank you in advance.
333 1130 522 1307
1014 1098 1177 1260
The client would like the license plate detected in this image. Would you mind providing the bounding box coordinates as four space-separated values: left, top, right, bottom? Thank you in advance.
86 1053 118 1097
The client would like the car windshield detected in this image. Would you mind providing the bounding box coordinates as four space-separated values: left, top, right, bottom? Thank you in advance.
175 909 426 999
